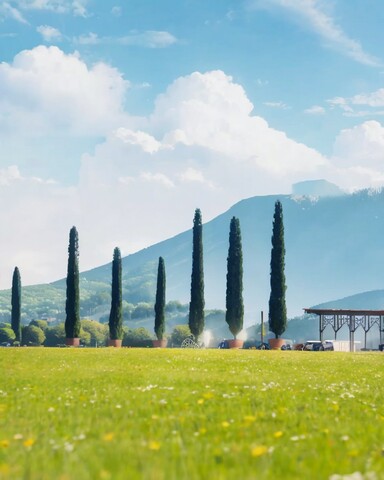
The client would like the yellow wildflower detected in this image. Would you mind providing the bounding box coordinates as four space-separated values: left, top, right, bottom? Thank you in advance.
0 440 9 448
148 441 161 451
102 433 114 442
244 415 256 423
273 431 283 439
251 445 268 457
23 438 35 448
221 421 230 428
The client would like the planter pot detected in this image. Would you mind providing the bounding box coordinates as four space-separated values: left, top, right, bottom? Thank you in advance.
65 338 80 347
108 339 122 348
152 339 168 348
268 338 285 350
227 339 244 349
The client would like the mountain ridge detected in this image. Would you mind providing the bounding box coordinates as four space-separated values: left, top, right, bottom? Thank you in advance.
1 185 384 324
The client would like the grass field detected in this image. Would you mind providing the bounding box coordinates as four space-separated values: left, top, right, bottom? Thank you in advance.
1 349 384 480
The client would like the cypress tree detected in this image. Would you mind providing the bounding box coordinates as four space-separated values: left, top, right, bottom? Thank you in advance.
188 208 205 342
109 247 123 340
154 256 166 341
225 217 244 338
11 267 21 343
268 200 287 338
65 226 81 339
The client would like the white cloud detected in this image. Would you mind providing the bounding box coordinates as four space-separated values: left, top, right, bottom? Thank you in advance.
75 32 99 45
178 167 214 188
74 31 178 48
304 105 325 115
333 120 384 167
72 0 86 17
328 120 384 190
249 0 381 67
264 101 289 109
115 128 162 154
0 46 130 136
140 172 175 188
17 0 88 16
37 25 62 42
351 88 384 107
327 96 354 112
328 87 384 116
0 2 28 23
119 31 177 48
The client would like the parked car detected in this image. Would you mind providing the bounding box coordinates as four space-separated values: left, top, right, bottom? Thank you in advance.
303 340 334 351
242 340 270 350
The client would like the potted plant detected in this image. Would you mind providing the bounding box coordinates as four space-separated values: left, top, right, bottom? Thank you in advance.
108 247 123 347
268 201 287 349
225 217 244 348
65 227 81 347
153 257 167 348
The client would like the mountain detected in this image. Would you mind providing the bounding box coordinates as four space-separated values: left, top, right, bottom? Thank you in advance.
1 182 384 326
312 289 384 310
292 179 344 197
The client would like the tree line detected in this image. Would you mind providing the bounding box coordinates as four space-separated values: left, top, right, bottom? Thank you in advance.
6 200 286 347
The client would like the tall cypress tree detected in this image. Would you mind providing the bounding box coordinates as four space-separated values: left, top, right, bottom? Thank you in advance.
269 200 287 339
109 247 123 340
154 256 166 341
65 226 80 339
11 266 21 343
225 216 244 339
188 208 205 341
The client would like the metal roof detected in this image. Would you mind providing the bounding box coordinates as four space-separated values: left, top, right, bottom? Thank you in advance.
304 308 384 316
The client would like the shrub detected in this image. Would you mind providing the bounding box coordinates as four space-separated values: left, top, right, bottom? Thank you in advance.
44 324 66 347
22 325 45 346
123 327 152 347
0 327 16 344
170 325 191 347
29 320 49 331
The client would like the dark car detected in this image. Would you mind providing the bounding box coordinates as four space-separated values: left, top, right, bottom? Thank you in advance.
303 340 334 351
242 340 270 350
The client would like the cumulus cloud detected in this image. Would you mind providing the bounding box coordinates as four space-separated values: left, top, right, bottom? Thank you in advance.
2 61 382 288
329 120 384 190
0 45 130 136
249 0 381 67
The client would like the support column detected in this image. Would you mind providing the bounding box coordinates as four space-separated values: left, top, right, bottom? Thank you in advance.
349 315 354 352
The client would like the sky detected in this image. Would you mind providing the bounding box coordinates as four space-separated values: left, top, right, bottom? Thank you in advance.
1 0 384 289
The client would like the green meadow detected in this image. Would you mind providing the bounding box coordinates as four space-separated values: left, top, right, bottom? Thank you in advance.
1 349 384 480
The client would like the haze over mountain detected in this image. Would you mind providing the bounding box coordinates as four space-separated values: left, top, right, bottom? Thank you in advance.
1 180 384 326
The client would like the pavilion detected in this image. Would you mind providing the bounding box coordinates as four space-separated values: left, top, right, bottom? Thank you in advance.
304 308 384 352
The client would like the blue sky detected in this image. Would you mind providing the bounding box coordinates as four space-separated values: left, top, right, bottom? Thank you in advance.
1 0 384 288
